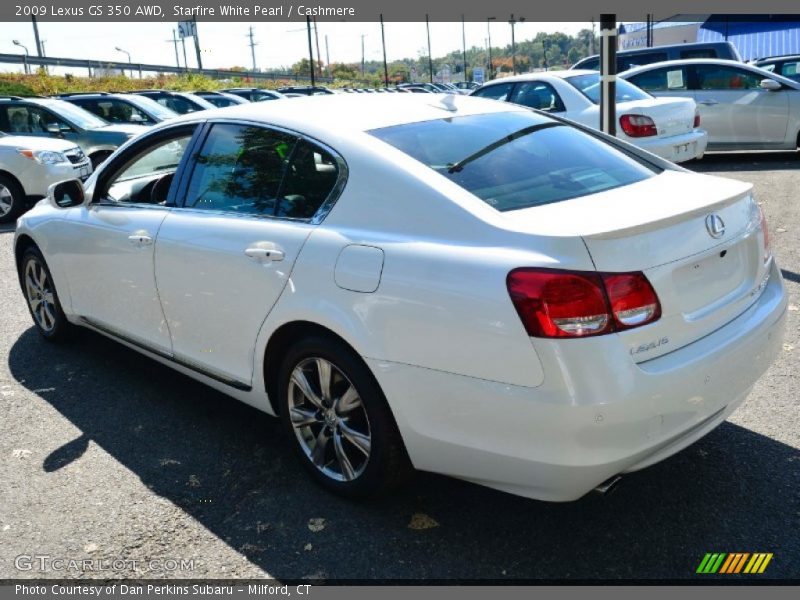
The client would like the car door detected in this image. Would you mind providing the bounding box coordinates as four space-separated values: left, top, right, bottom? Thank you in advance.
154 121 344 389
55 123 201 354
691 64 789 146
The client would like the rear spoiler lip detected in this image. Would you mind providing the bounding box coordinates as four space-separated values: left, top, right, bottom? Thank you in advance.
581 183 754 241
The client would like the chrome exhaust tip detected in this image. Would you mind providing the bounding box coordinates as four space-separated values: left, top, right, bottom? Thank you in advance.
593 475 622 495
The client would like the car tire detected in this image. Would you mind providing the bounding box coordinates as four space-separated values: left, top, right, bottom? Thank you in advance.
277 335 412 499
89 151 113 170
0 174 25 224
19 246 72 342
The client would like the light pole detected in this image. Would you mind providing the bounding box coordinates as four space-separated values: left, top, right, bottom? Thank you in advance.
115 46 132 77
13 40 30 74
461 14 467 81
380 13 388 88
425 14 434 83
360 34 365 77
487 17 495 80
508 14 525 75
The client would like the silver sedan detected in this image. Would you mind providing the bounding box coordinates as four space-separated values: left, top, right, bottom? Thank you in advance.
620 58 800 151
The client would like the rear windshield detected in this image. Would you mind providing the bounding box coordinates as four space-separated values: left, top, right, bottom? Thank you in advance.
565 73 652 104
369 111 656 211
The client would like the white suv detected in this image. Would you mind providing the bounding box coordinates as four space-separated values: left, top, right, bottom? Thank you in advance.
0 132 91 223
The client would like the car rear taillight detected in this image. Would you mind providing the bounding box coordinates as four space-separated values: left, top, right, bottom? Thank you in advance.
506 268 661 338
619 114 658 138
693 109 701 128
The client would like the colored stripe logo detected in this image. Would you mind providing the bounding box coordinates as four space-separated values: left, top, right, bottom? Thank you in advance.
697 553 773 574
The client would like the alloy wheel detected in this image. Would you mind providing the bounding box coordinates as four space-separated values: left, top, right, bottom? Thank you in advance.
0 184 13 218
287 357 372 482
24 258 57 332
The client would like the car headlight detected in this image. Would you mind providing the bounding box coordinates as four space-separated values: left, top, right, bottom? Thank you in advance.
17 149 70 165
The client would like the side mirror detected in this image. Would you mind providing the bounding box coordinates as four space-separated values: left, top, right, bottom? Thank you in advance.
46 122 63 135
47 179 85 209
760 79 782 91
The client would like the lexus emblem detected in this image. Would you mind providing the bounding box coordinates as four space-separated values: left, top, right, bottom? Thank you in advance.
705 214 726 239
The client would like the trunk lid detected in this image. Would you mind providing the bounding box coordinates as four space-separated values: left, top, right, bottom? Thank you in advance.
618 96 696 139
503 170 770 360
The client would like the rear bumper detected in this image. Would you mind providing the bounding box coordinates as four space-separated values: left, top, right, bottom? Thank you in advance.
368 261 786 501
634 129 708 163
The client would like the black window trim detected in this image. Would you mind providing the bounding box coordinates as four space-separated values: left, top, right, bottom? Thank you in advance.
172 117 349 225
92 120 207 209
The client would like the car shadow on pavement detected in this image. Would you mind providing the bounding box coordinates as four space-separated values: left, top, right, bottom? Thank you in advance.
687 151 799 173
8 327 800 581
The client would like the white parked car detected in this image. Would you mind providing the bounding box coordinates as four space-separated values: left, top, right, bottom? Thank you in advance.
0 132 91 223
471 70 707 163
621 59 800 151
14 95 786 501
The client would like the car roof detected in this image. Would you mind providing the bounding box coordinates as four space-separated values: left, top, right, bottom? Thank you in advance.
163 93 526 135
479 70 595 85
619 58 800 87
754 54 800 62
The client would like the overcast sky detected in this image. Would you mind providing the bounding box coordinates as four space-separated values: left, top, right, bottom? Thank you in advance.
0 21 589 73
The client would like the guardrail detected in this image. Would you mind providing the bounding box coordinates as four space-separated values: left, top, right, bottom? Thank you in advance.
0 52 334 84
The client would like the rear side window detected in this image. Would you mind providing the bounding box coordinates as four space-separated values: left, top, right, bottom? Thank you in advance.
185 123 296 215
780 61 799 78
370 111 656 212
508 82 565 112
618 52 667 71
680 49 716 59
627 67 688 91
277 141 340 219
472 82 514 101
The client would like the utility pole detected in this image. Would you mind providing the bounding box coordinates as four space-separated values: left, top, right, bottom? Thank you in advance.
193 17 203 70
325 34 330 76
167 30 180 68
508 14 525 75
360 34 365 77
31 16 42 56
247 26 257 71
425 14 434 83
313 17 322 78
487 17 495 80
380 14 389 87
306 16 315 87
461 15 467 81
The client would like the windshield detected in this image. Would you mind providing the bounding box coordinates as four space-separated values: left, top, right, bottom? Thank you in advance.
44 99 109 129
125 95 179 120
565 74 652 104
369 111 656 212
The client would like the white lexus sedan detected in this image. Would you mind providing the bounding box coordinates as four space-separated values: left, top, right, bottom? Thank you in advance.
471 70 707 163
14 94 786 501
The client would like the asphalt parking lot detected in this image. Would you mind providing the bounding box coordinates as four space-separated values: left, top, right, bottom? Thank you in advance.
0 152 798 581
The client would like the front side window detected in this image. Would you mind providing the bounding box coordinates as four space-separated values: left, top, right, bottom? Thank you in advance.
104 130 195 204
695 65 762 90
75 99 153 125
46 100 108 129
0 104 71 134
780 61 800 78
508 82 565 112
472 82 515 102
370 111 656 212
627 67 688 91
185 124 296 216
565 73 652 103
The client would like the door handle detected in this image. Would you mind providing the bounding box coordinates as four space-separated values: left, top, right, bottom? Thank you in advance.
128 234 153 246
245 247 285 261
698 100 719 106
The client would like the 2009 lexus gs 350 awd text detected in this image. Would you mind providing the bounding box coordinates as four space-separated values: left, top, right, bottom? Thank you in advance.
14 94 787 501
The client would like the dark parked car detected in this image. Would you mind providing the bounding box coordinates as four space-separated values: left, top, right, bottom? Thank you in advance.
193 91 250 107
572 41 741 72
57 92 178 125
130 90 215 115
276 86 334 96
221 88 286 102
